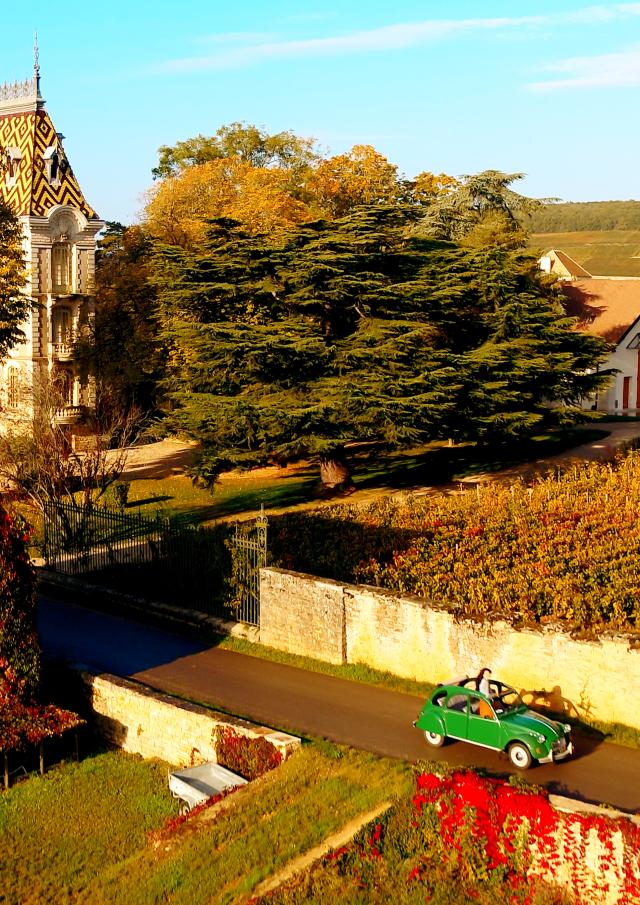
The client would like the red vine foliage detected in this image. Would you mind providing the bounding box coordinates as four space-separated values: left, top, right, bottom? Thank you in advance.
0 505 84 756
214 726 283 781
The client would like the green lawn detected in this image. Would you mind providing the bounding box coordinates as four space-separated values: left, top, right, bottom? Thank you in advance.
529 229 640 276
121 428 609 527
0 744 411 905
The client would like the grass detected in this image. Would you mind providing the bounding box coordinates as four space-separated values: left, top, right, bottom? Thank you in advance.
112 427 610 528
0 750 176 905
529 229 640 277
0 743 412 905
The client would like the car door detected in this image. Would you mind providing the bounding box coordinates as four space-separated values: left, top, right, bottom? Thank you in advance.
442 691 469 740
467 693 501 749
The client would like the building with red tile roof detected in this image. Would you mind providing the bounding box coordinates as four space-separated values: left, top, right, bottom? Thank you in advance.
540 250 640 413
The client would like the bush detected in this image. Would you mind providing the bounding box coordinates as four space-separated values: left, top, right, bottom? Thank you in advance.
0 504 39 692
214 726 282 780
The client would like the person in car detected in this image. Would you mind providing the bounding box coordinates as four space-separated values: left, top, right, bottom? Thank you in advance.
475 667 494 718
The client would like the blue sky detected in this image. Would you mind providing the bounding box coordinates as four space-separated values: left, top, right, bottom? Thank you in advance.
3 1 639 224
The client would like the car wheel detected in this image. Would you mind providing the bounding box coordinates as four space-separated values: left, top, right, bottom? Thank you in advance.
424 730 445 748
508 742 532 770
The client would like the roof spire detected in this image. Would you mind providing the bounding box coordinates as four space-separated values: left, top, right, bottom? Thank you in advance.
34 31 41 97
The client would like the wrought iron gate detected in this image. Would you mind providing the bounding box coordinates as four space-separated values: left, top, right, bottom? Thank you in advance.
228 505 268 626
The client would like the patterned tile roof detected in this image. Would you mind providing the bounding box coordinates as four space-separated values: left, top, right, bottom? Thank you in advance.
0 89 97 219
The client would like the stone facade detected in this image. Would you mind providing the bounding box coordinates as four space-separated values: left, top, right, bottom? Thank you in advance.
0 58 103 437
83 672 301 767
260 568 640 730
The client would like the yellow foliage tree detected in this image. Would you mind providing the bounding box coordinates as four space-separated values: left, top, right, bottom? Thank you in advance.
144 158 312 247
307 145 405 218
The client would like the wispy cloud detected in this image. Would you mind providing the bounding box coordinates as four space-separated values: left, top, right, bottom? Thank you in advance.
150 5 640 75
529 43 640 90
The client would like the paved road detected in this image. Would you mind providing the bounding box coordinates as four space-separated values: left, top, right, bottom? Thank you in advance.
38 594 640 815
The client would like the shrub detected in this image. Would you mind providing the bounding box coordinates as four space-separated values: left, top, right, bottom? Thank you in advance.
214 726 282 780
0 504 39 692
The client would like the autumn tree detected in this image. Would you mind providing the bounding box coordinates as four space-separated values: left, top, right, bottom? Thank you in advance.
146 124 462 246
144 158 313 247
307 145 406 218
0 200 30 362
76 222 162 418
151 207 610 490
152 121 319 179
0 375 140 528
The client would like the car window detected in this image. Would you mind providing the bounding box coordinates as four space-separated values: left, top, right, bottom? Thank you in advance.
495 689 523 712
432 690 447 707
468 694 482 714
445 694 467 712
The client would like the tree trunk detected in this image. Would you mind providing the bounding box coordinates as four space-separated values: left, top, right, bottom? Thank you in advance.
319 451 355 494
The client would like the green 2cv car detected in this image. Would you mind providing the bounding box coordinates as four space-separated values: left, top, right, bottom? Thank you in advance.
414 677 573 769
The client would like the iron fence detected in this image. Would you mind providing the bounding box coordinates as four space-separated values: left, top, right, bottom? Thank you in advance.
42 500 267 626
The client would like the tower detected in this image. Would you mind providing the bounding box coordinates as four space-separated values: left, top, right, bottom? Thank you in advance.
0 47 104 438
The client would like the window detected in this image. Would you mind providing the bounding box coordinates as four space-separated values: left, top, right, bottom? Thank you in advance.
52 243 72 293
53 308 72 343
7 368 20 409
43 145 64 186
4 147 22 187
445 694 467 713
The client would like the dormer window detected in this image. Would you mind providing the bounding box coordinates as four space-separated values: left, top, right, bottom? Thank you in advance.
4 147 22 188
43 144 64 187
52 241 73 293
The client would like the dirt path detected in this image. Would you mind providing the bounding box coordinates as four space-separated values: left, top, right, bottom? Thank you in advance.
250 802 391 898
117 422 640 512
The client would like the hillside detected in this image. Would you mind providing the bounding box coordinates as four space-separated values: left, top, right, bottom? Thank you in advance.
527 200 640 232
528 229 640 277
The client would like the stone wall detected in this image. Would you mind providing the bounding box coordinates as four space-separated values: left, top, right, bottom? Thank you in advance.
83 672 301 767
260 568 640 730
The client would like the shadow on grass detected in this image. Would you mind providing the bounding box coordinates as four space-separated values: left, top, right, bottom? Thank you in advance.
353 429 610 492
126 495 173 509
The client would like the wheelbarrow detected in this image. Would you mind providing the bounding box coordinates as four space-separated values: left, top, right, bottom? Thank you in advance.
168 762 248 815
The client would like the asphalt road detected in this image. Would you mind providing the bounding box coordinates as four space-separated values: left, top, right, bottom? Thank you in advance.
38 594 640 815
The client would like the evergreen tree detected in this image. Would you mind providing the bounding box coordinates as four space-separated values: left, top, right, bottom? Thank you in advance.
0 200 30 362
152 206 610 489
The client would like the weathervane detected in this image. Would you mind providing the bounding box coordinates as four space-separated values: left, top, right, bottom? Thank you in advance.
34 31 41 96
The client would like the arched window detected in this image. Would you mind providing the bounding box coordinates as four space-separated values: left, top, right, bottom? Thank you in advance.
52 307 72 344
52 243 72 293
7 368 20 409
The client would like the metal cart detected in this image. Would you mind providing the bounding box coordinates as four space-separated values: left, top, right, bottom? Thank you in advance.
168 762 248 815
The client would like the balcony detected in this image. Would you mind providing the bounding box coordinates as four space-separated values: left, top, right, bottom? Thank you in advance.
54 405 84 425
52 341 75 361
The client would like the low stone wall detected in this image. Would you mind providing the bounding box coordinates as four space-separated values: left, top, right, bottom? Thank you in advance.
260 568 640 730
83 672 300 767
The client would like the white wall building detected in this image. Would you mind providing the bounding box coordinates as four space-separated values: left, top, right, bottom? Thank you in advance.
541 250 640 414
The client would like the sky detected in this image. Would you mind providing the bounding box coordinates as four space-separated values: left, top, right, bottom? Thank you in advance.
3 1 639 224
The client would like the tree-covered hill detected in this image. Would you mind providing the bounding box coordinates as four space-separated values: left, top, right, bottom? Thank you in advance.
527 199 640 233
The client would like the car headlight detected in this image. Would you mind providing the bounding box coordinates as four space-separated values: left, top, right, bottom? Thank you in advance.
563 724 571 734
534 732 546 744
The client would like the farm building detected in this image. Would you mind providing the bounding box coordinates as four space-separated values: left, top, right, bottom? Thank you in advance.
540 250 640 414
